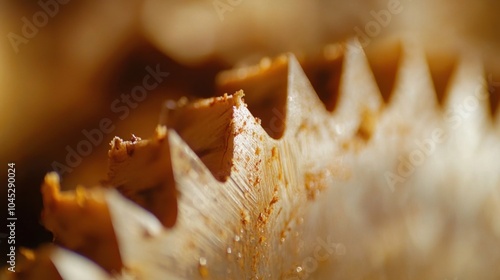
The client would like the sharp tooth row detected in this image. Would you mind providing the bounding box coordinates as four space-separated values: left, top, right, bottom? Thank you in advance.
10 38 500 280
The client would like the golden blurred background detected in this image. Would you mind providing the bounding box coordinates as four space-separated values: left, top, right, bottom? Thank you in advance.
1 0 499 264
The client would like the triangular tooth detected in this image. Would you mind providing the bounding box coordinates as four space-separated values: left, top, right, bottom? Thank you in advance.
284 54 331 137
168 130 237 224
444 53 490 142
216 54 335 140
371 42 442 156
168 130 250 278
51 247 111 280
167 130 218 191
105 189 166 278
165 101 321 278
333 39 382 135
167 99 267 206
162 93 308 266
106 188 163 241
216 54 334 140
386 41 439 118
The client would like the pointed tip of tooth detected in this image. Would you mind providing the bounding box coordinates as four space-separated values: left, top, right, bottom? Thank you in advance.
166 130 235 228
335 38 382 121
105 189 163 263
344 37 364 57
51 247 110 280
106 189 163 235
387 42 440 116
285 53 327 134
443 55 491 134
167 130 215 183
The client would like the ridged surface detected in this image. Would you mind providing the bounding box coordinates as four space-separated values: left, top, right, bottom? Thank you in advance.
3 39 500 280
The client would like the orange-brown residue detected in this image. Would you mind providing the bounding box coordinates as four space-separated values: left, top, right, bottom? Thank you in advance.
304 170 329 200
198 258 209 278
40 174 123 273
241 209 250 226
356 108 378 141
271 146 278 158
